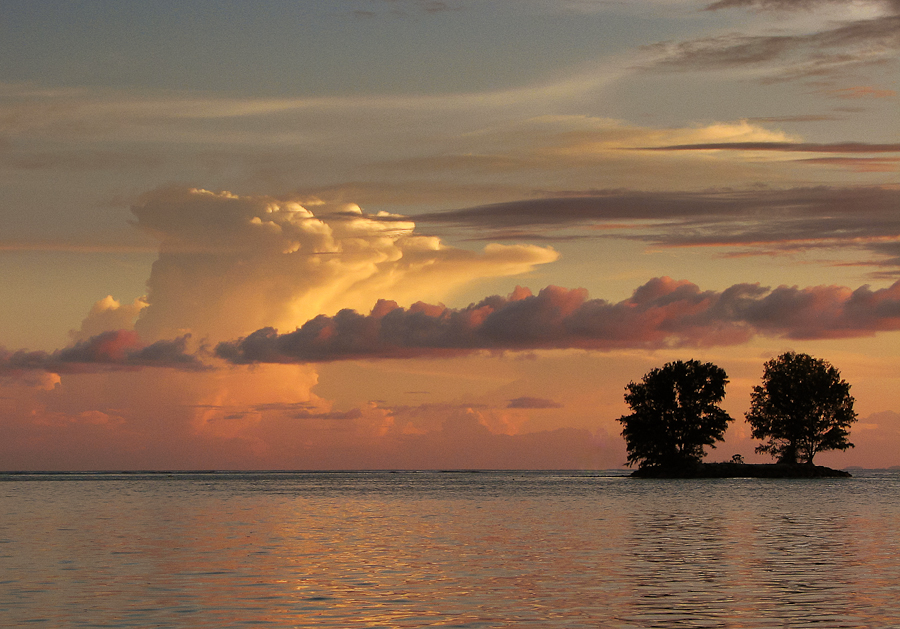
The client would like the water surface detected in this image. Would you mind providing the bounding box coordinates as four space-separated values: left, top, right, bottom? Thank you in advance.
2 470 898 628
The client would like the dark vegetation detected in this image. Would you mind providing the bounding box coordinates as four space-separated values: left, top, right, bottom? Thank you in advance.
617 360 732 469
747 352 857 465
618 352 856 479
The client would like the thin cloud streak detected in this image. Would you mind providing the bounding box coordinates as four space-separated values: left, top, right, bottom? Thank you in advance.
705 0 900 12
643 142 900 152
644 0 900 81
408 186 900 269
0 241 157 254
507 396 564 409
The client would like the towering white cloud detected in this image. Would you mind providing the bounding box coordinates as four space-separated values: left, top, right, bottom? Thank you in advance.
70 295 148 342
131 187 559 342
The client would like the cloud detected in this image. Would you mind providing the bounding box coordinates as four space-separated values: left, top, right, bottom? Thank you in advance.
0 331 202 377
798 157 899 172
409 186 900 271
0 241 157 254
705 0 900 12
644 0 900 82
70 295 147 342
5 77 818 208
642 141 900 153
507 396 564 409
0 370 621 469
131 187 558 343
373 117 795 176
292 408 364 420
18 274 900 375
215 277 900 364
351 0 458 16
747 114 843 122
820 85 897 98
193 401 364 421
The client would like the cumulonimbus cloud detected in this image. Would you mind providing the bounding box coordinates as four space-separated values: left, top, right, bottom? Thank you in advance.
131 187 558 343
215 277 900 364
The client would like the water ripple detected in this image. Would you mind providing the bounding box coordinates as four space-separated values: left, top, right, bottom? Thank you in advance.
0 471 898 628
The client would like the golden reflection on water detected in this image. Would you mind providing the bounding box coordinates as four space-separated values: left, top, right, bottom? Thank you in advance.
1 472 899 628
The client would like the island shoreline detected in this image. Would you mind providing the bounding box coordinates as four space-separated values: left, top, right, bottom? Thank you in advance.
630 462 852 478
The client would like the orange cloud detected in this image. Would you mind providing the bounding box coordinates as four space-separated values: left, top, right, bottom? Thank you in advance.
131 187 558 343
823 85 897 99
0 364 623 470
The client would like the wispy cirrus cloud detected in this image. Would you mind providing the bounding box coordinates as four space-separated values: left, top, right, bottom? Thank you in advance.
408 186 900 270
705 0 900 12
641 0 900 82
819 85 897 99
193 401 364 421
642 141 900 153
746 114 843 122
797 156 899 172
639 141 900 171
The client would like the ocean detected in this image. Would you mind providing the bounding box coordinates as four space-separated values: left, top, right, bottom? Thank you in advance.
2 470 898 628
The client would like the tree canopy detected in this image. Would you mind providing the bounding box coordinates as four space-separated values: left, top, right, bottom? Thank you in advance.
617 360 733 469
746 352 856 465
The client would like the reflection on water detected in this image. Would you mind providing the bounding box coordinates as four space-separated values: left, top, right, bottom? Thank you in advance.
1 471 898 628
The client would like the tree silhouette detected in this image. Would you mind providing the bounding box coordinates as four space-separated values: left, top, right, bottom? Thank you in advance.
746 352 856 465
617 360 733 469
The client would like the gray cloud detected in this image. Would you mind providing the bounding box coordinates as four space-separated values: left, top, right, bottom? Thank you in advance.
507 396 564 409
643 142 900 153
706 0 900 12
9 275 900 375
406 186 900 271
0 331 203 377
645 1 900 81
215 277 900 364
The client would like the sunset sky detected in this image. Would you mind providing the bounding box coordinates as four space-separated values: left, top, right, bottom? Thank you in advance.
1 0 898 470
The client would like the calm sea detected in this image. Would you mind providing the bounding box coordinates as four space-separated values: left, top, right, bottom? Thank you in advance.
2 470 899 628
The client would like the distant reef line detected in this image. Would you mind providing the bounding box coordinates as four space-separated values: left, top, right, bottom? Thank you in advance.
631 462 852 479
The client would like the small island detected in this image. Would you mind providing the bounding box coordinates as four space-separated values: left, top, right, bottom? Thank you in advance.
630 462 851 479
617 354 857 480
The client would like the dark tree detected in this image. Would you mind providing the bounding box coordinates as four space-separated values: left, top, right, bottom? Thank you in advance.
746 352 856 465
617 360 733 469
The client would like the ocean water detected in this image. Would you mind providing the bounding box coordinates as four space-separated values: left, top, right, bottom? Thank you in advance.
1 470 899 628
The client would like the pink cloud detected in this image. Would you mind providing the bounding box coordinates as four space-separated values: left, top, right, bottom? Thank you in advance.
216 277 900 363
0 330 202 377
8 278 900 377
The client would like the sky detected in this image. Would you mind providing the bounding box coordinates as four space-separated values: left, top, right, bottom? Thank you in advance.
1 0 898 470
